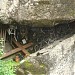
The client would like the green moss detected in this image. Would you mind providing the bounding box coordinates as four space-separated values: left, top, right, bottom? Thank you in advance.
18 60 47 75
24 60 32 68
40 64 45 68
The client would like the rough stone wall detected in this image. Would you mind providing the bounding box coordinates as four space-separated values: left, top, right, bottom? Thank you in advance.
0 0 75 25
47 35 75 75
26 34 75 75
34 0 75 20
14 0 75 21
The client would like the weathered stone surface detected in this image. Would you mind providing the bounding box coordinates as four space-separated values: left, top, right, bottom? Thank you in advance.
19 34 75 75
0 0 75 26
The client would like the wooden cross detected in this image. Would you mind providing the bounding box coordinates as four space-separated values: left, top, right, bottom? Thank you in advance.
0 40 33 59
13 39 30 56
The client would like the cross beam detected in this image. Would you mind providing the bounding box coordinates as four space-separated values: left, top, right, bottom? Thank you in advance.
0 42 33 59
13 39 30 56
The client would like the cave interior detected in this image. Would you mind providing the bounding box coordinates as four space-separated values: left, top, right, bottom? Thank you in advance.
0 20 75 60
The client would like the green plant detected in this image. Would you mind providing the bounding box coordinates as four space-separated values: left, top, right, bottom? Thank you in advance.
0 38 4 57
0 59 19 75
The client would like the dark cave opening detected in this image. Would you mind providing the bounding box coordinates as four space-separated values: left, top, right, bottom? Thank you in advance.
0 20 75 56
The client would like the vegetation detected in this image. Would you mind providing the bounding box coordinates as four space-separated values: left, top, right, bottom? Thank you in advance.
0 38 4 57
0 59 19 75
17 59 47 75
0 37 19 75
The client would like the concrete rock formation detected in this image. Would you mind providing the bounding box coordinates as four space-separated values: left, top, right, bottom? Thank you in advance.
27 34 75 75
0 0 75 26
